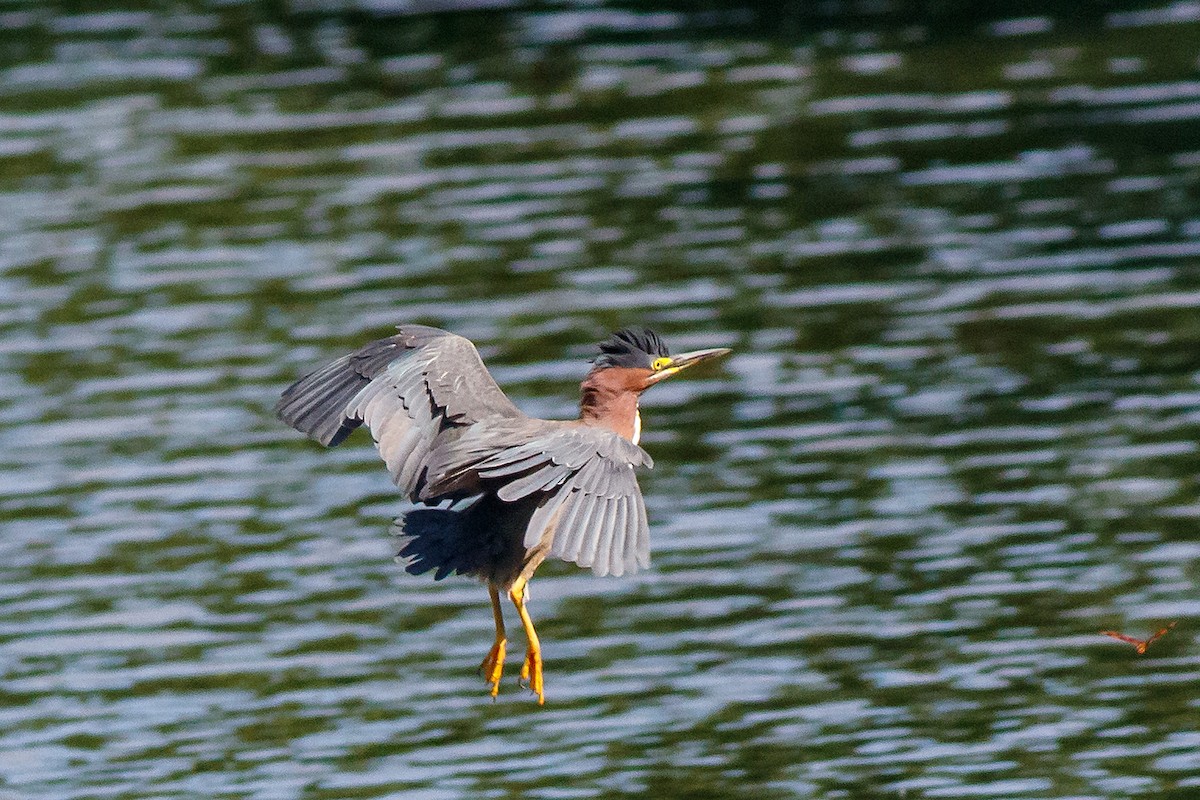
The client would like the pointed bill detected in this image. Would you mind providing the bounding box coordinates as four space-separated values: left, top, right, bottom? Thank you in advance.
646 347 731 384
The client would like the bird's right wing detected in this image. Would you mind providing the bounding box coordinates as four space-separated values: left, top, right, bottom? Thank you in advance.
422 421 655 577
276 325 524 500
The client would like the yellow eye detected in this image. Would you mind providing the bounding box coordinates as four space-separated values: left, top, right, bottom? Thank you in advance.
651 357 672 371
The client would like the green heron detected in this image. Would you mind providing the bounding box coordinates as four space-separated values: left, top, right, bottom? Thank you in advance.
276 325 730 703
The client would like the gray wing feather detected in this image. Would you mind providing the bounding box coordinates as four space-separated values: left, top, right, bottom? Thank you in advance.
564 494 596 568
495 463 573 502
607 496 629 576
608 496 630 577
277 325 523 501
567 491 599 560
478 452 546 478
551 488 588 562
354 365 431 489
633 495 650 568
588 496 620 576
374 416 408 465
589 497 619 572
278 357 367 446
382 426 423 487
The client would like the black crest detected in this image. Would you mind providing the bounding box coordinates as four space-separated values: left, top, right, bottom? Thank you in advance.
593 327 670 369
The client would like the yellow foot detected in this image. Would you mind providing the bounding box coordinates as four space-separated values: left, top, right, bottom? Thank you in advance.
479 638 507 698
518 647 544 705
509 578 545 705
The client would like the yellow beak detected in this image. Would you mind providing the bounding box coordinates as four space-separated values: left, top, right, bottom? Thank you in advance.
646 347 731 385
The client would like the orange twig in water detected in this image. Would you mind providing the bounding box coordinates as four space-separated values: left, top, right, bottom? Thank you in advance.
1100 622 1177 654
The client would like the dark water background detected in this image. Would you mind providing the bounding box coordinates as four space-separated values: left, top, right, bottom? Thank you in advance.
3 2 1200 798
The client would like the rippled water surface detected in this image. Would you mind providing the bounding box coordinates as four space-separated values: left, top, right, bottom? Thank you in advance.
4 3 1200 798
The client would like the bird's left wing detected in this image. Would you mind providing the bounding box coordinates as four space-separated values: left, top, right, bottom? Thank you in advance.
423 421 655 577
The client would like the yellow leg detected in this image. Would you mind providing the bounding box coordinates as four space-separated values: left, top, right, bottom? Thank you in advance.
509 576 544 705
479 586 507 698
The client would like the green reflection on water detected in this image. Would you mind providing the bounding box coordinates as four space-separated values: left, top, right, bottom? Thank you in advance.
4 2 1200 799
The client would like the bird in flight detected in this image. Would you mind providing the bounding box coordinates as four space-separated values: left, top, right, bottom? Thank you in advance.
277 325 730 703
1100 621 1177 654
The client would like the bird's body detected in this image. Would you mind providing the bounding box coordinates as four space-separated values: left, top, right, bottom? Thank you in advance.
277 324 728 703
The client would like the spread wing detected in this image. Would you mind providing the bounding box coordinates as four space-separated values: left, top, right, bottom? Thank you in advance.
422 421 655 577
279 325 657 577
275 324 524 500
537 445 652 577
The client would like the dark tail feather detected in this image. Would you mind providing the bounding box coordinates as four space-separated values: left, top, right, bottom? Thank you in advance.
394 506 489 581
395 495 526 584
275 338 400 446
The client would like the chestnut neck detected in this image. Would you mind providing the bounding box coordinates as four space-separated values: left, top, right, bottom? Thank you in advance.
578 367 650 442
